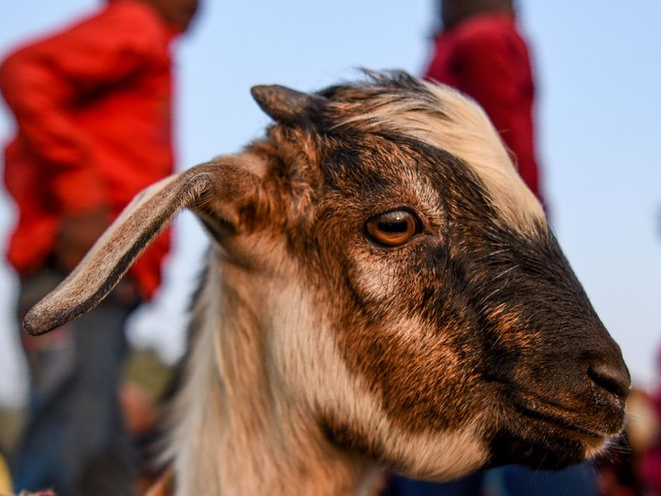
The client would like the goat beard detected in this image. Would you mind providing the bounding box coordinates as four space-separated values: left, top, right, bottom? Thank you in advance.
486 424 590 470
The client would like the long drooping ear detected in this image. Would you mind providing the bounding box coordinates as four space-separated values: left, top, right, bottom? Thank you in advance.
24 155 262 336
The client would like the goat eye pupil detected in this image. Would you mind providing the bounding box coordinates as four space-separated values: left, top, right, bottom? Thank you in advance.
365 210 419 247
379 218 407 233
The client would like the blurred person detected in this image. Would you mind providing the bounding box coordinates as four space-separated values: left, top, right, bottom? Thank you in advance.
597 435 643 496
592 387 656 496
425 0 543 204
0 0 199 495
640 351 661 496
386 1 596 495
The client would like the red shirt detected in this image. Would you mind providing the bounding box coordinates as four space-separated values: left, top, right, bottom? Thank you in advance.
425 13 543 201
0 0 176 298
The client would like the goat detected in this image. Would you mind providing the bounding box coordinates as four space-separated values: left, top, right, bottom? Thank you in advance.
24 71 630 496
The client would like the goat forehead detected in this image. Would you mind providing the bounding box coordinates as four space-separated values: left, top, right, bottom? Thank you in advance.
316 134 498 241
322 77 544 231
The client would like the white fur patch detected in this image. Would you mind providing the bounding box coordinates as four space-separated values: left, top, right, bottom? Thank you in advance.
270 283 490 481
168 256 490 495
337 82 545 231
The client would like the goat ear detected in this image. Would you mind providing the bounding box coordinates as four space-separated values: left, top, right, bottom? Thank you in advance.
251 84 326 124
23 156 262 336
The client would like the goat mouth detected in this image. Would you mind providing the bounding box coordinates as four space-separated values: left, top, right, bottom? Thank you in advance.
487 392 621 470
511 390 625 441
512 399 608 444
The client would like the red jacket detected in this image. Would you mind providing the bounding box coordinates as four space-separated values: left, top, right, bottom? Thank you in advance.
0 0 176 298
425 13 543 201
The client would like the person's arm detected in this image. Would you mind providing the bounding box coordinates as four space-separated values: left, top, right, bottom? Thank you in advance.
0 4 165 214
0 47 104 214
0 4 167 268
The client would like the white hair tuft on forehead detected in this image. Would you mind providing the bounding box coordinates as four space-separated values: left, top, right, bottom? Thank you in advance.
334 78 544 230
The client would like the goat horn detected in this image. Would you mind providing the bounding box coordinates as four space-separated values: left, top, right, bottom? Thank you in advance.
251 85 325 124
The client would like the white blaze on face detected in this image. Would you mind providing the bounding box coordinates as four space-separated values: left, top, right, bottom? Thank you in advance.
269 283 490 481
338 82 545 231
421 83 544 228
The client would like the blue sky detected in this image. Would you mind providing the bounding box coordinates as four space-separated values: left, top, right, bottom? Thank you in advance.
0 1 659 405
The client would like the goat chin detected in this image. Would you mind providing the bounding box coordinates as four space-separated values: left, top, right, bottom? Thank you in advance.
24 71 629 496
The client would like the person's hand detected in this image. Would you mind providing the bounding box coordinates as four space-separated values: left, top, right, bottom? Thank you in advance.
55 207 110 272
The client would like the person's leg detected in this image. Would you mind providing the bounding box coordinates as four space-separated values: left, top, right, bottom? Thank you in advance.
13 269 74 494
13 270 139 496
60 292 137 496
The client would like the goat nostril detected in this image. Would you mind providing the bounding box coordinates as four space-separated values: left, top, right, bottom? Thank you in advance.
587 362 631 400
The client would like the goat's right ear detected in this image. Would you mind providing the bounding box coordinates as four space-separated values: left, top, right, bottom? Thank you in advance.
24 155 262 336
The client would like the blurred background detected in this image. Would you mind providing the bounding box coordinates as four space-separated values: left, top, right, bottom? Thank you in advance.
0 0 658 431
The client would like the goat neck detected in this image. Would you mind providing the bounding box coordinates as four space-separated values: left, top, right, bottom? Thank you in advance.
167 250 382 496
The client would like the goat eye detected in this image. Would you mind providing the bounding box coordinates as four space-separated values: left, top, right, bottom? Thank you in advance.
365 210 419 247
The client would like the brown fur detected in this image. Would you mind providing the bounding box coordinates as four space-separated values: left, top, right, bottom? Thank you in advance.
24 71 629 495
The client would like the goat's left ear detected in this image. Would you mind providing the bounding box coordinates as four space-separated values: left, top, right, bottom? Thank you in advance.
24 154 263 336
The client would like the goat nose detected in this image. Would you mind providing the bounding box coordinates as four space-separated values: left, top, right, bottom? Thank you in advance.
587 360 631 401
